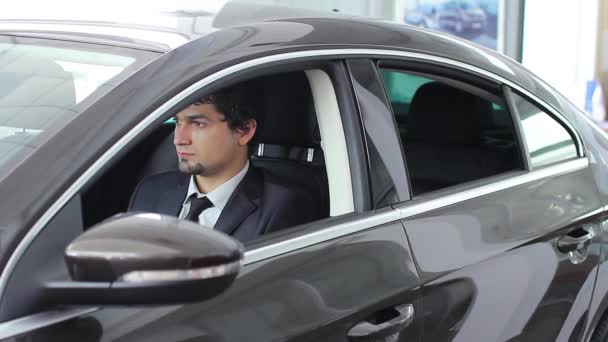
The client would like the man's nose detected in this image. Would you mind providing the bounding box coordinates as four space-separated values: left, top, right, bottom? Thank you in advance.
173 124 190 145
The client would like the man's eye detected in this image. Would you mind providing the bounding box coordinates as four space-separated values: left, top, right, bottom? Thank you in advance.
193 121 206 127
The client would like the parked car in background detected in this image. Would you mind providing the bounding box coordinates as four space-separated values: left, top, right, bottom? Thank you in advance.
404 3 437 29
3 4 608 342
437 0 487 33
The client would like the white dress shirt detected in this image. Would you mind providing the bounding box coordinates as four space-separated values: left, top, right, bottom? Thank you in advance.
178 161 250 228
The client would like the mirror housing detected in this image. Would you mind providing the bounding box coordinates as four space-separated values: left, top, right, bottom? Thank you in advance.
45 213 244 305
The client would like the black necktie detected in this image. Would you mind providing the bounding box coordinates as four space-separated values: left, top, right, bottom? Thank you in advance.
184 196 214 222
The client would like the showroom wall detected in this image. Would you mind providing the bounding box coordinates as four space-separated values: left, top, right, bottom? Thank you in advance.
596 0 608 119
522 0 599 113
237 0 383 17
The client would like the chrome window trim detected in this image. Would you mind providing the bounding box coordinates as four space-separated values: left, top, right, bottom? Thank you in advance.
243 210 401 265
0 307 99 340
0 48 589 319
397 158 589 219
245 158 588 265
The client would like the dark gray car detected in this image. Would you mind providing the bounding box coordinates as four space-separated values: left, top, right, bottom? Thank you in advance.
1 11 608 342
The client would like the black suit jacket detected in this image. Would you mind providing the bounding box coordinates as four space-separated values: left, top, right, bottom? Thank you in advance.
128 167 322 242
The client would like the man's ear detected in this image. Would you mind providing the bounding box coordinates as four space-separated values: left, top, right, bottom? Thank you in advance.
236 119 257 146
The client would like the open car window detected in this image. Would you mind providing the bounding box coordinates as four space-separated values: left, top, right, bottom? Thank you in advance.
81 68 354 243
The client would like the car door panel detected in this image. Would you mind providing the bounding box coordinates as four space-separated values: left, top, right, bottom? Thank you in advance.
351 55 603 341
10 216 422 342
402 166 602 341
554 99 608 341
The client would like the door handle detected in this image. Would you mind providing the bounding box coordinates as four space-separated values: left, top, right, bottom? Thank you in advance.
347 304 414 342
557 227 594 253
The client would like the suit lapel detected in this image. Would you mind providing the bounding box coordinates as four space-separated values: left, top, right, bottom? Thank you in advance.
159 173 190 216
214 167 262 235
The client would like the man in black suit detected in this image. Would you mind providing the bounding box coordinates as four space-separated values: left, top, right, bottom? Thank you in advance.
129 82 322 242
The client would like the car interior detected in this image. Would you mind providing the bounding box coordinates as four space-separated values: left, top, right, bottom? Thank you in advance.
380 68 524 196
403 82 522 195
81 71 331 233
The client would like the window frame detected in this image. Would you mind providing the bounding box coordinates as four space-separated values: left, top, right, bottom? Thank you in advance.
375 59 528 199
345 58 412 209
504 85 533 171
365 54 587 213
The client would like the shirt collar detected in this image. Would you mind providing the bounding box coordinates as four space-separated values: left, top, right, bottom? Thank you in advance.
184 161 250 211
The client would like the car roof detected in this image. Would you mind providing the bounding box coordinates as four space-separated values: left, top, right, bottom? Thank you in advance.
214 16 563 112
212 16 526 84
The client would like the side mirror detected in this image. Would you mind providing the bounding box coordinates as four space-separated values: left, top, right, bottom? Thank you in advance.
45 213 243 305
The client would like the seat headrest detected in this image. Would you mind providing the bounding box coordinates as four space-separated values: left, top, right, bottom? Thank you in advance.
253 72 320 148
406 82 491 145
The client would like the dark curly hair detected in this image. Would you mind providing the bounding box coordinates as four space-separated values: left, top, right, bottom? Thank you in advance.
194 81 262 132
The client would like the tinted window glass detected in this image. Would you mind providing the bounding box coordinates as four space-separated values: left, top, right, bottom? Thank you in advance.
380 70 433 106
512 93 578 168
380 68 523 196
0 35 158 177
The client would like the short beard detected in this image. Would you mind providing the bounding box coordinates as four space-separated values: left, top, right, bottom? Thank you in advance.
178 160 205 175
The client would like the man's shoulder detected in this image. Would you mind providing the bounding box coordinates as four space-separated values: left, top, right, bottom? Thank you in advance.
129 171 188 212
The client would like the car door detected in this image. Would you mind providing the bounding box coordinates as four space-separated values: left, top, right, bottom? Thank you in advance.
0 55 422 342
348 57 603 341
6 215 419 342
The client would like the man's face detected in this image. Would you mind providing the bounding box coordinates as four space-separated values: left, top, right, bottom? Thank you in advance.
173 103 253 176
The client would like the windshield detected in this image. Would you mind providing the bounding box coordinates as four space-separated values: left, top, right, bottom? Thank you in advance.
0 35 159 177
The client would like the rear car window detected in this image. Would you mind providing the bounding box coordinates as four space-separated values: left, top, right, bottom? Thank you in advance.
511 92 578 168
379 68 524 196
0 35 158 177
